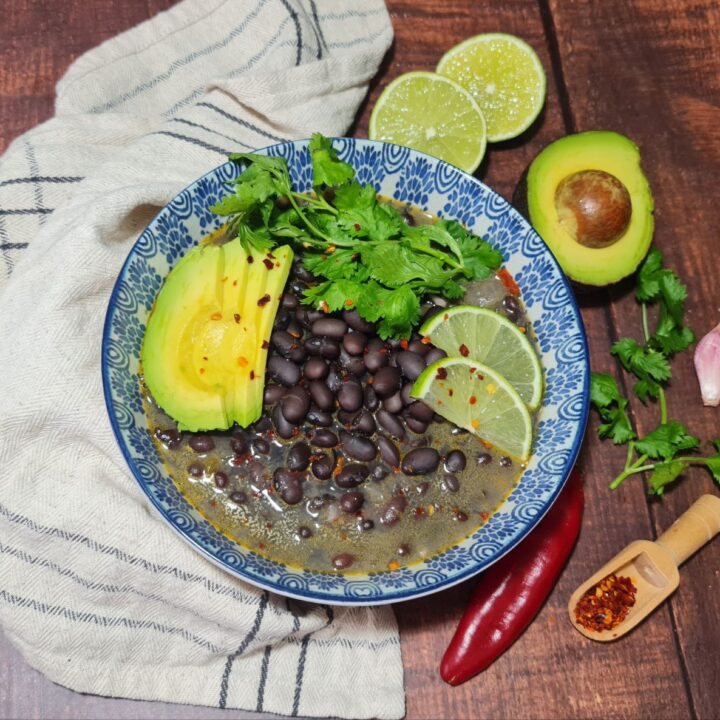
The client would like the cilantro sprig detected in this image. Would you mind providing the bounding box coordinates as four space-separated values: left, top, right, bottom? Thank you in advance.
589 248 720 495
210 133 503 339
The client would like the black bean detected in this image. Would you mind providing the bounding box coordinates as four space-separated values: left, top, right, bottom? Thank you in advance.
309 380 335 411
339 350 366 376
416 481 429 495
304 357 329 380
408 339 430 357
377 435 400 467
281 293 299 310
214 471 229 489
247 461 268 485
273 468 304 505
281 387 310 424
312 318 348 339
341 432 377 461
287 346 307 363
307 496 326 513
407 400 434 422
359 519 375 532
401 447 440 475
400 382 415 406
373 366 401 398
294 265 316 283
352 410 376 436
267 356 301 386
287 442 311 471
404 416 429 434
397 544 411 557
188 462 204 477
337 408 360 426
343 309 374 333
425 347 448 366
379 498 405 527
272 403 296 439
230 490 248 504
382 392 404 414
444 474 460 492
371 464 389 481
307 407 333 427
311 429 339 448
326 365 343 393
274 308 291 330
339 491 365 513
396 351 426 381
454 510 469 522
377 410 405 440
335 463 370 488
445 450 467 473
364 385 379 411
338 381 363 412
331 553 354 570
387 338 402 350
155 427 181 449
296 308 324 327
188 435 214 453
264 384 286 405
271 329 297 356
252 438 271 455
451 426 469 436
297 526 313 539
500 456 513 467
252 417 274 434
364 338 389 373
503 295 521 323
311 452 337 480
286 320 303 339
343 332 367 356
476 452 492 465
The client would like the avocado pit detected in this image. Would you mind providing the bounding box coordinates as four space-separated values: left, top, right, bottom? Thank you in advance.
554 169 632 248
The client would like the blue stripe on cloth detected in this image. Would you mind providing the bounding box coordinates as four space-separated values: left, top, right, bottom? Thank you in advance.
169 118 254 149
309 0 327 57
219 591 269 708
279 0 303 65
0 589 224 653
0 242 28 250
23 141 46 225
292 605 334 716
0 208 53 216
89 0 270 113
318 7 386 20
255 644 273 712
152 130 231 155
0 176 83 188
196 102 284 142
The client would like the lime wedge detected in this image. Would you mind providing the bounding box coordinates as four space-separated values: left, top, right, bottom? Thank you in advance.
368 71 487 173
411 357 533 461
437 33 546 142
419 306 543 410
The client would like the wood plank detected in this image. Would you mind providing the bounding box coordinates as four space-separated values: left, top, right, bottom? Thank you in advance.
548 1 720 717
356 2 692 717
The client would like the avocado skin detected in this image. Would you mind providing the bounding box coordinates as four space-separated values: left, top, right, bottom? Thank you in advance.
517 131 654 287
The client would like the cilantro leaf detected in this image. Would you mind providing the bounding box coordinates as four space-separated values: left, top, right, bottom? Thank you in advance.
337 202 405 243
634 421 700 460
454 230 503 279
651 303 695 355
612 338 671 383
360 242 445 288
590 372 623 408
597 398 636 444
332 182 376 210
635 248 664 302
374 285 421 340
648 459 686 496
309 133 355 188
301 279 364 312
704 440 720 487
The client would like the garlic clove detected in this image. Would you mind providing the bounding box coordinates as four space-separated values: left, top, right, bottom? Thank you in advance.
694 322 720 407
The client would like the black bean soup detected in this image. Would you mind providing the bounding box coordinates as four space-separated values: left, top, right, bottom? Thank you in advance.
143 202 538 574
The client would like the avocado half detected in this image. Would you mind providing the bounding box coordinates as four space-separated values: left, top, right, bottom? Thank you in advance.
522 131 654 286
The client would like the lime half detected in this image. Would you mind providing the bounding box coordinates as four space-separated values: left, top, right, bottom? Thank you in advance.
419 306 543 410
411 357 533 461
369 71 487 173
437 33 546 142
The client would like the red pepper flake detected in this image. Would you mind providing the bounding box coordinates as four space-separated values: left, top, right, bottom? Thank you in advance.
400 339 409 350
275 262 281 268
232 279 238 287
421 336 431 344
237 356 249 367
247 255 254 264
202 356 208 361
257 293 271 307
436 367 448 380
574 573 637 633
459 343 469 357
320 300 329 313
344 298 353 307
469 395 477 405
263 258 274 270
498 267 520 297
267 251 276 259
444 313 449 321
258 543 266 550
261 340 269 349
250 370 256 380
469 366 476 374
480 512 490 521
448 388 454 397
221 276 228 282
327 244 336 254
210 311 222 320
199 368 205 375
233 313 241 323
353 223 361 231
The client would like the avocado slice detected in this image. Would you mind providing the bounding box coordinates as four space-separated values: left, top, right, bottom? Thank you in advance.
522 131 654 286
141 238 293 432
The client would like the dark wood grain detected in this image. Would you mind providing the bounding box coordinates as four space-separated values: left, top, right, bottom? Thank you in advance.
1 0 719 719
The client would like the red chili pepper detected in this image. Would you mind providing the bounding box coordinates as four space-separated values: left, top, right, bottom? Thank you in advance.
440 469 584 685
498 267 521 297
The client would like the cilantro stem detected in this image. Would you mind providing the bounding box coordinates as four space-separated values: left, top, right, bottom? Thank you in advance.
610 452 649 490
286 193 334 245
293 192 338 216
659 387 668 424
641 302 651 343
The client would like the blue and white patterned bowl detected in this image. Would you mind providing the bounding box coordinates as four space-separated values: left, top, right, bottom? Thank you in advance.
102 138 589 605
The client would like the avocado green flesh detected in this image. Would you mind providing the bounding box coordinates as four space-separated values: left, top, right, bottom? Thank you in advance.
141 239 293 432
526 130 654 286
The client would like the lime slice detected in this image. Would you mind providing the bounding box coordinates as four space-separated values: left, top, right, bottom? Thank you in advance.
419 306 543 410
368 71 487 173
437 33 546 142
411 357 533 461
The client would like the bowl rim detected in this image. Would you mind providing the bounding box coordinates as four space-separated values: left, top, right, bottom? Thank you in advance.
101 137 589 605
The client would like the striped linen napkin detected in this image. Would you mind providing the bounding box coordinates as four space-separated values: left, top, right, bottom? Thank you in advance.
0 2 404 718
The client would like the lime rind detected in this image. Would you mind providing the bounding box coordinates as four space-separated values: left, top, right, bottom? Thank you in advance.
419 305 543 410
368 71 487 174
436 33 546 143
411 357 533 461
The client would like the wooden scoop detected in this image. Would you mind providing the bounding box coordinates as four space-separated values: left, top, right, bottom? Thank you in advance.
568 494 720 641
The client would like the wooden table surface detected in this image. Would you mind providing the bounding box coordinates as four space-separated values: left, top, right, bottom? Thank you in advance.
2 1 720 718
